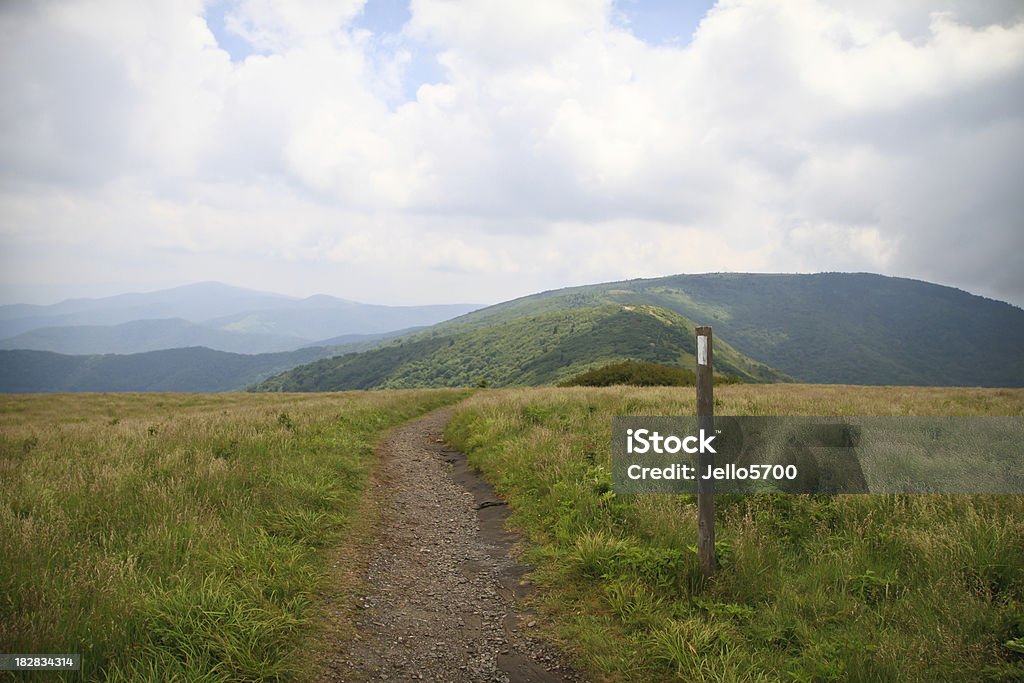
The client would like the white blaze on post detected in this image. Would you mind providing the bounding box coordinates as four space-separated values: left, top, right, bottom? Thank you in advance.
694 325 715 577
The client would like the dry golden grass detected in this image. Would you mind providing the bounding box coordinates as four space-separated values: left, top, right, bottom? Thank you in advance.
446 384 1024 682
0 390 468 682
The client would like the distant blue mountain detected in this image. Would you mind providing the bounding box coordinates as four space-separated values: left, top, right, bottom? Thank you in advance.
0 347 326 392
0 318 308 355
0 283 481 355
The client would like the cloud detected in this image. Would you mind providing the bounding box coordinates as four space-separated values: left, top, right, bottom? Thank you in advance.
406 0 611 67
225 0 367 51
0 0 1022 307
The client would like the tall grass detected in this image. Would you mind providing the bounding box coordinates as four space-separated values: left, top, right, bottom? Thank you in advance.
0 390 468 681
446 385 1024 681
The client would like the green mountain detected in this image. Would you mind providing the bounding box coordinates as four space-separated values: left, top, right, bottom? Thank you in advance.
427 272 1024 387
6 273 1019 392
0 318 309 355
253 304 787 391
257 272 1024 390
0 347 332 393
0 332 405 393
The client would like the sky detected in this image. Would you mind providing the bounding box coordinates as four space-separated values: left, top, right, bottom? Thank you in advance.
1 0 1022 308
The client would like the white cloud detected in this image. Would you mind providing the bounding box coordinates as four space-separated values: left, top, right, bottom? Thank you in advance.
0 0 1022 306
406 0 611 68
225 0 367 51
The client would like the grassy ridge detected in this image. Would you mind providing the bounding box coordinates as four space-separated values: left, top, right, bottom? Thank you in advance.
445 385 1024 681
0 390 468 681
439 272 1024 386
254 304 786 391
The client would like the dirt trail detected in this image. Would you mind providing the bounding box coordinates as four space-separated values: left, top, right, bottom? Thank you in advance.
321 408 579 682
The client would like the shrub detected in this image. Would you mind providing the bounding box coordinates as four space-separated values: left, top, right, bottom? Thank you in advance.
559 361 697 387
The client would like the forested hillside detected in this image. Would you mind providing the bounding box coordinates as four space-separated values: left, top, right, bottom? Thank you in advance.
254 305 787 391
430 273 1024 386
0 346 334 392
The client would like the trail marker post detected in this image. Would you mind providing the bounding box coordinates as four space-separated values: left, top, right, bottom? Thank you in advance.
695 326 716 577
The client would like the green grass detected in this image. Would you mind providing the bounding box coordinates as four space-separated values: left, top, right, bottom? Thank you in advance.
0 390 469 681
445 385 1024 682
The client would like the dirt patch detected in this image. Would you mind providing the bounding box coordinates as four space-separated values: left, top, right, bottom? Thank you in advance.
319 408 579 682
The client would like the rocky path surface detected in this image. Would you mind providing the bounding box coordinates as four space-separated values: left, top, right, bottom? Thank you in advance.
321 408 579 682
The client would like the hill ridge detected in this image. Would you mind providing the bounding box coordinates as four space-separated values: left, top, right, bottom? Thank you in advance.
3 273 1021 391
416 272 1024 387
253 303 788 391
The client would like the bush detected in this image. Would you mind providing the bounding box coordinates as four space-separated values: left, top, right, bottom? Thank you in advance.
559 361 697 387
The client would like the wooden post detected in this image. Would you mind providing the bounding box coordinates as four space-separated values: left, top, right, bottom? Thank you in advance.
695 326 715 577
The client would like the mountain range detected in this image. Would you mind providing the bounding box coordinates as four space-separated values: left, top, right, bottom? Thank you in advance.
2 273 1022 392
0 332 407 393
253 304 788 391
444 272 1024 386
0 282 481 354
257 272 1024 391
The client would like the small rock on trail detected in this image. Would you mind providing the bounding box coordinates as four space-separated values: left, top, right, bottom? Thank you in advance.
320 408 579 683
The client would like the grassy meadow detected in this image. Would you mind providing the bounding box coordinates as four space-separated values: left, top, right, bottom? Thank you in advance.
446 385 1024 682
0 390 469 681
3 384 1023 681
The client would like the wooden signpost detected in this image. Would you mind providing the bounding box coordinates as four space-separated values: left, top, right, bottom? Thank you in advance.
695 326 716 577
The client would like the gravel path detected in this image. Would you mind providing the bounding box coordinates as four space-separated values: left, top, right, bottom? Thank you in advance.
321 408 579 682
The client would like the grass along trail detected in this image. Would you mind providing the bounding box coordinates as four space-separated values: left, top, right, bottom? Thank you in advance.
322 408 577 682
444 386 1024 681
0 390 471 680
